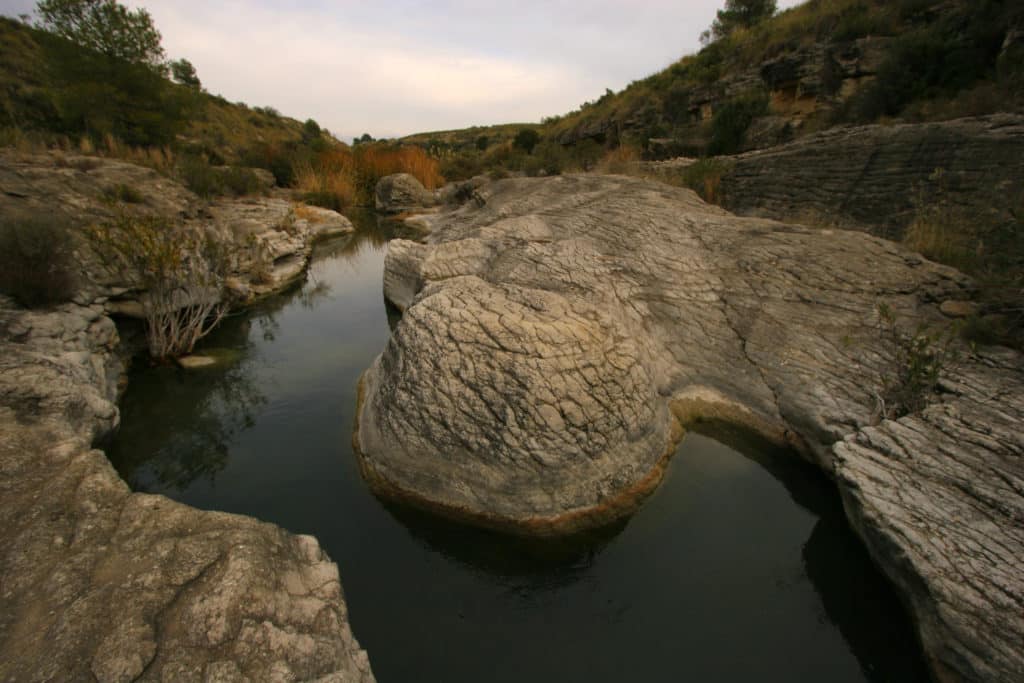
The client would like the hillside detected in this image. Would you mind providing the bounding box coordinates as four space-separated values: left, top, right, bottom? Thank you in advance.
548 0 1024 157
0 16 331 166
407 0 1023 163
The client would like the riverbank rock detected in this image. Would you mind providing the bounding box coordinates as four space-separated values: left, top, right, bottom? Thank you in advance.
0 152 354 312
374 173 436 214
357 173 1022 682
203 198 354 301
0 297 375 682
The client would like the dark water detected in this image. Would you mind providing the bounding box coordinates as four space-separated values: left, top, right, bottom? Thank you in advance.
107 211 930 683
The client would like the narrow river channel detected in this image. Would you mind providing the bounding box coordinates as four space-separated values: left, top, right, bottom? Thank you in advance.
106 211 930 682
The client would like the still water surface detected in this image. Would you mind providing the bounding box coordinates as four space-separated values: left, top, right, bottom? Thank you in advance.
107 212 929 682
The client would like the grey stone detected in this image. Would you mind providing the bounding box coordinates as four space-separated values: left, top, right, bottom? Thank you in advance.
357 173 1022 683
374 173 436 214
0 298 373 679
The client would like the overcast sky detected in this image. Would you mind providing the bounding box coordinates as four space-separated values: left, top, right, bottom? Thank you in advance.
2 0 804 141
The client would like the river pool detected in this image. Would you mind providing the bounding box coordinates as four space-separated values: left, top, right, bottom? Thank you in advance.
106 211 929 682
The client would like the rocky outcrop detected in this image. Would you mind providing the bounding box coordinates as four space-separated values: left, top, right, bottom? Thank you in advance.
356 174 1022 682
0 151 354 313
0 295 375 681
0 151 373 680
374 173 436 214
205 198 354 302
716 114 1024 238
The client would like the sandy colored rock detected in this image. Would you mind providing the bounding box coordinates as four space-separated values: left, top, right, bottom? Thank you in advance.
0 304 375 679
358 173 1022 682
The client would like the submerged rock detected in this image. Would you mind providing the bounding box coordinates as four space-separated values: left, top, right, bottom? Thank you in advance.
357 173 1022 682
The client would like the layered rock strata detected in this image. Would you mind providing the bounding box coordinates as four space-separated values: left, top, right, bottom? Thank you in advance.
356 174 1023 682
717 113 1024 237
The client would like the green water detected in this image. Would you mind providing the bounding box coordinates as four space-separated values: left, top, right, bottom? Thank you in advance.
106 211 930 682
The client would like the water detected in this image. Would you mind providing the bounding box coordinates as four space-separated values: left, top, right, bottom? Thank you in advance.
106 211 930 683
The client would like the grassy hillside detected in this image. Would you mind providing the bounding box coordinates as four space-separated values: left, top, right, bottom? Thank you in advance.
0 16 328 165
412 0 1023 171
545 0 1023 155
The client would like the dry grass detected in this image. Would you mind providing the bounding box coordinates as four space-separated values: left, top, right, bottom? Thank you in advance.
295 144 443 210
595 145 641 175
292 203 327 224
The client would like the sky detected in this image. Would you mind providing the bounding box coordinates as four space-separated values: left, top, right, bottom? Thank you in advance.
2 0 804 141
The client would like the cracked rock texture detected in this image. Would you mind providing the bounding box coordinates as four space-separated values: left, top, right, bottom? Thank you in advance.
0 296 375 682
357 173 1022 682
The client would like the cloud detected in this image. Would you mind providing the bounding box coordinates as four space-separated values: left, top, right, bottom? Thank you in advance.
3 0 806 139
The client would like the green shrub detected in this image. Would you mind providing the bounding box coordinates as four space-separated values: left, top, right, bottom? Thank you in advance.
179 155 221 198
874 303 960 420
0 216 75 307
179 157 263 198
513 128 541 154
439 152 484 181
219 166 263 196
708 91 768 155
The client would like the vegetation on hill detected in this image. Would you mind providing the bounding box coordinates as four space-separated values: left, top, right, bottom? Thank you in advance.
0 5 438 210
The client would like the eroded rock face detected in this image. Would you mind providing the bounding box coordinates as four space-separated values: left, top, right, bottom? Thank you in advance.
718 114 1024 238
0 152 354 312
0 297 375 682
357 174 1022 682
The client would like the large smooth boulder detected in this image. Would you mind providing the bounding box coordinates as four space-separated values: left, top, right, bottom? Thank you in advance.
357 173 1023 682
374 173 436 214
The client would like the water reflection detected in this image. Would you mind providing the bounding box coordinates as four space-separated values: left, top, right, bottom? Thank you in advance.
105 216 930 683
107 348 266 492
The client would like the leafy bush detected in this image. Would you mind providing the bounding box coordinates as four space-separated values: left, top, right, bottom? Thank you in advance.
873 303 959 420
513 128 541 154
440 152 484 182
708 90 768 155
179 154 221 198
0 215 75 307
179 156 263 198
218 166 263 196
845 4 1008 122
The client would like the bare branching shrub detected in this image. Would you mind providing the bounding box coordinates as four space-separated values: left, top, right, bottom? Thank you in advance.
0 215 75 307
874 303 960 421
84 208 230 359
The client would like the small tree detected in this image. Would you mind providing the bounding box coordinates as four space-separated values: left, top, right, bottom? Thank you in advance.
702 0 777 44
84 208 231 360
514 128 541 154
35 0 166 70
170 58 201 89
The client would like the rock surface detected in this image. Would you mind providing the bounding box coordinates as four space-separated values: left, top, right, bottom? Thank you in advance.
0 151 354 312
357 174 1023 682
374 173 436 214
717 114 1024 238
0 296 375 682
